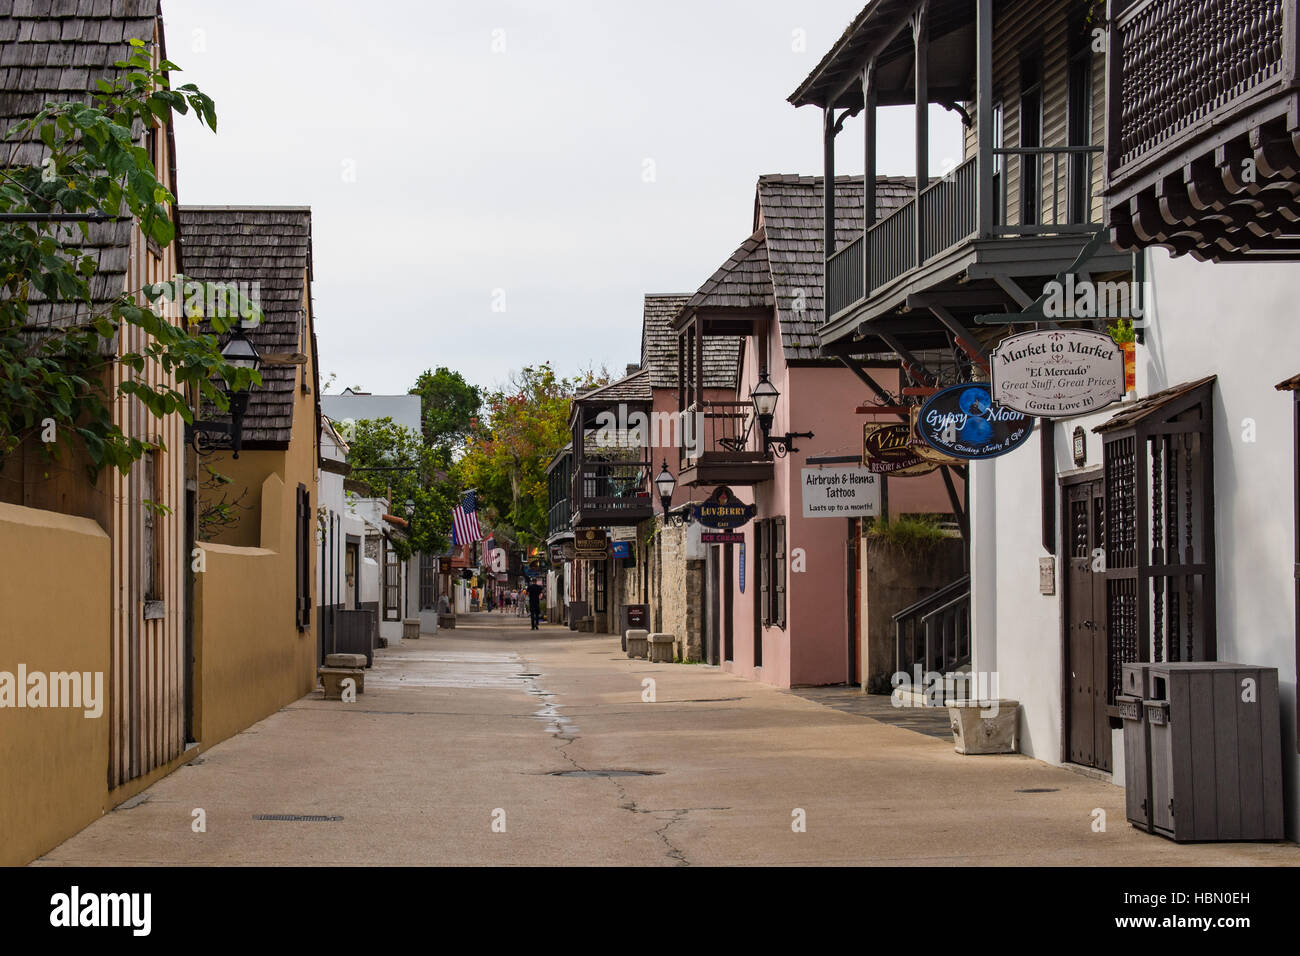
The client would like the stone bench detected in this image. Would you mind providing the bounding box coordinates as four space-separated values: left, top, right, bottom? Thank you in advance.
626 629 648 659
438 613 456 629
403 618 420 640
648 633 674 663
319 666 364 700
576 617 595 633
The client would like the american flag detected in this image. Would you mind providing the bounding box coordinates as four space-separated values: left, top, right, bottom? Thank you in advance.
451 489 483 545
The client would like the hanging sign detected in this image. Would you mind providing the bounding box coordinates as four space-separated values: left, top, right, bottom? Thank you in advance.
990 329 1124 417
908 407 966 465
701 531 744 544
610 541 631 559
801 467 882 518
610 526 638 542
691 486 756 529
917 383 1034 460
574 528 609 560
862 422 939 477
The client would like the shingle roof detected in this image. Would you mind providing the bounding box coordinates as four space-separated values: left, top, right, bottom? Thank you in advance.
0 0 163 329
757 174 913 360
572 368 653 407
179 206 314 447
1094 376 1217 435
641 293 740 390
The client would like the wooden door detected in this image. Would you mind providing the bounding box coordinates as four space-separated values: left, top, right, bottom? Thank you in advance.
1065 477 1110 771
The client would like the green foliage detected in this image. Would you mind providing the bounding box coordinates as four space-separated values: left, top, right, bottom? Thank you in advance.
1107 317 1135 344
0 40 257 478
409 366 481 459
345 416 456 561
867 514 952 550
455 363 604 548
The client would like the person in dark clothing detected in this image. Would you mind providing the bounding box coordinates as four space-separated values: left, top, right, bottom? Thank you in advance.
526 580 544 630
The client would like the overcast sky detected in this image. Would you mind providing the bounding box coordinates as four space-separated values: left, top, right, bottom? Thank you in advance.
164 0 962 395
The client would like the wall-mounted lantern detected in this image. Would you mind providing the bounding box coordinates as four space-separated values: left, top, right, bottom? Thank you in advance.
750 370 814 459
186 326 262 459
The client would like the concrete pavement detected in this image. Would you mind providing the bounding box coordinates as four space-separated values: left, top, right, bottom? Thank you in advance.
34 615 1300 866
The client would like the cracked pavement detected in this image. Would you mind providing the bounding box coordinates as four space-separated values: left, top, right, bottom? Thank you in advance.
32 616 1300 866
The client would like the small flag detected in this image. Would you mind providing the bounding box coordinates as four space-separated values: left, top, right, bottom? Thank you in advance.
452 489 483 545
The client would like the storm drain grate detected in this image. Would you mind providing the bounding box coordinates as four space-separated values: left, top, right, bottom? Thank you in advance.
253 814 343 822
549 770 662 778
1014 788 1059 794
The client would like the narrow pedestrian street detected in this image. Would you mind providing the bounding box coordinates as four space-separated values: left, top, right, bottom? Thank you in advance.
33 617 1300 868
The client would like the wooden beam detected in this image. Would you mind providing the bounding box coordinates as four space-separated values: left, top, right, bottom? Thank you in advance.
992 275 1035 310
940 464 968 545
864 59 878 297
919 298 991 369
976 0 994 238
824 106 837 259
876 329 941 386
914 0 930 271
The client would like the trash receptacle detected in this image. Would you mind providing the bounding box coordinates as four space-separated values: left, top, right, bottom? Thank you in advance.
1122 661 1283 842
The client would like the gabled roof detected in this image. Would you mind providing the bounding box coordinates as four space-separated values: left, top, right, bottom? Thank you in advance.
0 0 163 329
179 206 314 447
677 175 914 363
641 293 739 390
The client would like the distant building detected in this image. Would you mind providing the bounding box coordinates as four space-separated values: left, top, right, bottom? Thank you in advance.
321 389 423 435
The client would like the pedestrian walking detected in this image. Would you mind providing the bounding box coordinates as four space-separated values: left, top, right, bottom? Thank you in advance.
527 580 544 630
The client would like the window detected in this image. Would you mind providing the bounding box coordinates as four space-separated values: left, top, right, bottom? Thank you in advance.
383 539 401 621
296 484 311 629
419 553 435 610
141 451 162 601
1019 52 1043 226
755 517 787 630
593 560 607 614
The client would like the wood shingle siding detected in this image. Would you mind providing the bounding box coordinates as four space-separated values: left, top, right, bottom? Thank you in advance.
641 293 740 390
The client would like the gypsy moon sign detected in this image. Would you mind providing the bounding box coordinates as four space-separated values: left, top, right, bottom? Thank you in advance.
862 423 938 477
991 329 1124 417
918 384 1034 460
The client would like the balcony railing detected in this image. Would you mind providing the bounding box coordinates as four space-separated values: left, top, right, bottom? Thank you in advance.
827 149 1101 319
572 462 651 521
680 402 767 466
894 575 971 683
1112 0 1289 176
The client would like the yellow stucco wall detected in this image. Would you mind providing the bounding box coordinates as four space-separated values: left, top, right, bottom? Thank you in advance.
0 503 112 867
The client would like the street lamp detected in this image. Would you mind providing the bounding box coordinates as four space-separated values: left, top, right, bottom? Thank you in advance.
750 369 813 459
405 497 415 519
654 459 678 523
187 326 263 459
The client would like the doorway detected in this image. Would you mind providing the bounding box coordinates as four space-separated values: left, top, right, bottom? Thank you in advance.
1063 472 1110 771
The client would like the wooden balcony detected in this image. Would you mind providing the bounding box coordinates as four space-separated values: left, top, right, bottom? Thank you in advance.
676 402 773 487
569 462 654 528
825 148 1114 344
1105 0 1300 260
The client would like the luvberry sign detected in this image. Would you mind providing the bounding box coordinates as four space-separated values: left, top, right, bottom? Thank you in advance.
990 329 1124 417
691 485 756 529
917 383 1034 460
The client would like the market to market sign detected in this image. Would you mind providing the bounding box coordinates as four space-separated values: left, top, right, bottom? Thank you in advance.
990 329 1124 417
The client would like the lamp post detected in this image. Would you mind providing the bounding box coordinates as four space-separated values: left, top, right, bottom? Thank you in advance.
750 369 814 458
654 459 678 523
186 326 263 459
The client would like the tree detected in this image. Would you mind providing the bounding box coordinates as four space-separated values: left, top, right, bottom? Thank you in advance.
0 39 258 477
456 363 604 547
345 417 455 560
410 366 480 458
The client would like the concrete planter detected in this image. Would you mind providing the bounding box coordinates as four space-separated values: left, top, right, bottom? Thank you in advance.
627 629 648 659
648 633 674 663
946 699 1018 754
319 666 364 699
403 618 420 640
437 613 456 629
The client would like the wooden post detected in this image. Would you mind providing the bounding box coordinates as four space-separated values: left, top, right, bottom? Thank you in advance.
914 2 929 269
977 0 995 238
824 105 837 259
864 60 878 297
